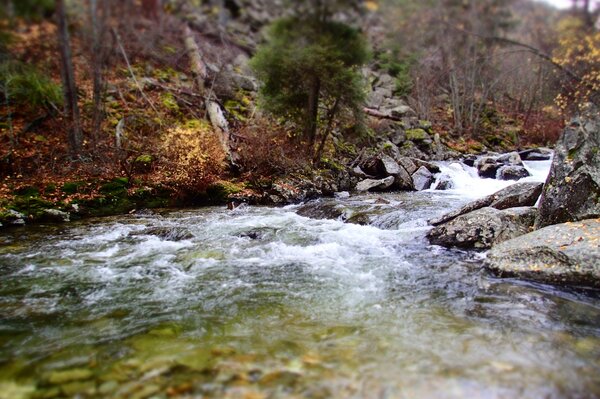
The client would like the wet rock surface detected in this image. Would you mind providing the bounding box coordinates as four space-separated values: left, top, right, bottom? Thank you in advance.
536 109 600 228
486 218 600 288
429 182 544 226
427 207 536 249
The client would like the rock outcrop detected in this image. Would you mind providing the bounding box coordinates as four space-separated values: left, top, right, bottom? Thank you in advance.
536 109 600 228
429 182 544 226
427 207 536 249
475 152 530 180
486 218 600 288
355 176 395 192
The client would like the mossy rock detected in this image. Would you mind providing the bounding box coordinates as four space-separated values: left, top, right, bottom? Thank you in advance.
44 183 57 194
99 178 129 196
61 181 86 195
10 196 55 219
205 181 245 204
77 196 135 217
406 128 430 141
133 155 153 173
13 186 40 197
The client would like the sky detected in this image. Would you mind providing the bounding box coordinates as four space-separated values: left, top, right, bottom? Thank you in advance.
537 0 572 9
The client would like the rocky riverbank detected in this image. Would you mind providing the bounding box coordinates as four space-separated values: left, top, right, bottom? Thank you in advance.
427 105 600 289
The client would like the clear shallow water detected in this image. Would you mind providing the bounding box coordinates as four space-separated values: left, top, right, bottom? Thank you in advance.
1 162 600 399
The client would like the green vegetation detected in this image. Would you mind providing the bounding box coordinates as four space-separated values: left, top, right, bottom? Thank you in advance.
251 10 370 161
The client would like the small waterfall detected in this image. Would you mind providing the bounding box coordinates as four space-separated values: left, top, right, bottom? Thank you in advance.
430 157 552 201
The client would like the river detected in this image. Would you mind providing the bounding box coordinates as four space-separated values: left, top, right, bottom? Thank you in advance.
1 160 599 398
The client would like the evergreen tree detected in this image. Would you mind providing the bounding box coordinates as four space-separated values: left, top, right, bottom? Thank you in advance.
250 1 370 161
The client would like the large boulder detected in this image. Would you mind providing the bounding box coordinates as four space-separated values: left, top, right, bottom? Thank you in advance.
412 166 433 191
486 218 600 288
427 207 537 249
536 109 600 228
497 165 531 181
429 182 544 226
359 155 414 190
355 176 395 192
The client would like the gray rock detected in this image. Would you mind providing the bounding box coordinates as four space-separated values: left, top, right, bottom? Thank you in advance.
390 130 407 146
486 218 600 288
296 202 347 220
351 166 373 179
134 227 194 241
519 148 553 161
412 166 433 191
380 154 402 176
536 109 600 228
334 191 350 199
380 155 414 190
427 207 537 249
496 151 524 166
397 142 429 160
390 105 416 118
411 158 441 174
396 157 418 175
434 177 454 191
3 209 26 226
476 152 525 179
355 176 395 192
41 209 70 223
476 157 501 179
429 182 544 226
497 165 531 181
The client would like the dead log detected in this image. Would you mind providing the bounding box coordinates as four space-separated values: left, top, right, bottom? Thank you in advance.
364 107 403 122
183 25 236 165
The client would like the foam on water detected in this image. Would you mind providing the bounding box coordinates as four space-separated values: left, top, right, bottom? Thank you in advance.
432 158 552 200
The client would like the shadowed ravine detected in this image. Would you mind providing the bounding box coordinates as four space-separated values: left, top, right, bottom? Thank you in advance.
0 161 599 399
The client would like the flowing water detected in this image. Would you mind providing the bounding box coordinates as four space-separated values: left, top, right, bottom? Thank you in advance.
1 160 599 399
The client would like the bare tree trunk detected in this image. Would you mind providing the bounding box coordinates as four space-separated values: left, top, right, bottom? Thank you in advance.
56 0 83 155
305 77 320 151
89 0 106 144
183 25 235 165
313 98 339 164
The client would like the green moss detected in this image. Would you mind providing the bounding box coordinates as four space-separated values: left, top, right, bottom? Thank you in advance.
160 92 179 113
10 196 55 219
406 128 428 141
184 119 211 130
61 181 86 195
99 178 129 196
205 181 245 203
14 186 39 197
224 99 248 121
45 183 57 194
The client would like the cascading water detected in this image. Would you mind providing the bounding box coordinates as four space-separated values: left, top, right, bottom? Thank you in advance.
1 156 599 399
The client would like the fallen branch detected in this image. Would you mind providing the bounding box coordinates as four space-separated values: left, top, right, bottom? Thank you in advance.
363 107 403 121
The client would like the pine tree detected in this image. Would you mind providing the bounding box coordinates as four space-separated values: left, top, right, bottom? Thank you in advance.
250 0 370 161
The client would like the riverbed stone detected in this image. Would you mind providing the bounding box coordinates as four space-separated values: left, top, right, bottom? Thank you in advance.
497 165 531 181
41 209 71 223
296 202 348 221
134 227 194 241
486 218 600 288
536 108 600 228
412 166 433 191
427 207 537 249
429 182 544 226
355 176 395 192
